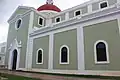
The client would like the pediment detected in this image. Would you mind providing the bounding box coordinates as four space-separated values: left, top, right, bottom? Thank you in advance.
8 6 32 23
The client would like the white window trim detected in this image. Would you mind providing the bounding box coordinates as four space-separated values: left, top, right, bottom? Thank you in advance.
36 48 43 64
59 45 69 64
55 16 61 23
94 40 110 64
15 18 22 30
38 16 44 26
74 9 82 17
99 1 109 10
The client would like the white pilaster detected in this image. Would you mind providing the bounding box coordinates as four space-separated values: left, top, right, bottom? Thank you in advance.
48 33 54 69
88 4 92 13
25 11 34 70
65 12 69 20
77 26 85 71
117 16 120 36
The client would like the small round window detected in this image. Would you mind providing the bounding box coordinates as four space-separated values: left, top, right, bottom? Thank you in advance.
16 19 22 29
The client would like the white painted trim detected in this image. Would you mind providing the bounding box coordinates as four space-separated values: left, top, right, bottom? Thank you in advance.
55 16 61 23
36 48 43 64
22 68 120 76
117 17 120 36
94 40 110 64
15 18 22 30
25 11 34 69
8 39 21 70
88 4 92 13
48 33 53 69
38 16 45 26
32 26 77 39
77 27 85 71
74 9 82 17
59 45 69 64
99 0 109 10
65 12 69 20
39 10 58 14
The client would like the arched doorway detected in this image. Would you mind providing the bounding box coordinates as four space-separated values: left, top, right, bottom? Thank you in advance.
12 49 18 70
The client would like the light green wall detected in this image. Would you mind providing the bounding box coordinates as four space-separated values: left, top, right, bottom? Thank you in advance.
83 19 120 70
92 0 117 11
32 36 49 69
9 8 29 21
53 29 78 70
33 13 46 28
5 13 30 68
69 6 88 18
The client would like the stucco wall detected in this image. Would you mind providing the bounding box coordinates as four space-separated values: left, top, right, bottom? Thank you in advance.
32 35 49 69
53 29 78 70
83 19 120 70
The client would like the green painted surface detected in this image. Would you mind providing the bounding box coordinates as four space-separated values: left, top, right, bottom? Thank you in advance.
33 13 46 28
9 8 29 21
5 13 30 68
92 0 117 11
53 29 78 70
69 6 88 18
84 19 120 70
32 36 49 69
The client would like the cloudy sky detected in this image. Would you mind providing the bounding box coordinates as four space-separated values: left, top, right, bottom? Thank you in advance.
0 0 89 43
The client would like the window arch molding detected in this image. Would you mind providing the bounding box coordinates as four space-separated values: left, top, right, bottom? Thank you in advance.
36 48 43 64
59 45 69 64
94 40 110 64
15 18 22 30
38 16 44 26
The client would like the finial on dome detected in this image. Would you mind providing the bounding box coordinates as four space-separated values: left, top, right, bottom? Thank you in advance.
46 0 53 4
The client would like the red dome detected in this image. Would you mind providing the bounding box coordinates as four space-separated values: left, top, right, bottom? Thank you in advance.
37 4 61 12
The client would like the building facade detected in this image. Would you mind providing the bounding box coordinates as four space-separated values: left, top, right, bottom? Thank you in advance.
5 0 120 75
0 42 6 65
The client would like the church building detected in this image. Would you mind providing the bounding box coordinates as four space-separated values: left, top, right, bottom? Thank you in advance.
5 0 120 75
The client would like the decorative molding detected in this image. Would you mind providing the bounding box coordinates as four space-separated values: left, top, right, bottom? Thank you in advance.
48 33 53 69
25 11 34 69
30 5 119 37
15 18 22 30
38 16 45 26
77 27 85 70
8 38 21 70
36 48 43 64
59 45 69 64
55 16 61 23
99 0 109 10
94 40 110 64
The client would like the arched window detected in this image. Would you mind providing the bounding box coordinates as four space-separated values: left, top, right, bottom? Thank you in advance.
38 17 44 26
36 48 43 64
94 40 109 64
60 45 69 64
15 18 22 30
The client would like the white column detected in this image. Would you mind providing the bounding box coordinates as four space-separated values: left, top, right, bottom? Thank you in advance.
77 26 85 71
65 12 69 20
117 17 120 35
25 11 34 70
88 4 92 13
16 47 21 70
48 33 54 69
